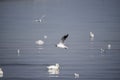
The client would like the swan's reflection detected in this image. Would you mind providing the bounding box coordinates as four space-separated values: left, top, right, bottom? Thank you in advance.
48 69 59 75
48 69 60 77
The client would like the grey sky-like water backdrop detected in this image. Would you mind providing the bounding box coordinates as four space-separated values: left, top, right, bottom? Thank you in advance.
0 0 120 80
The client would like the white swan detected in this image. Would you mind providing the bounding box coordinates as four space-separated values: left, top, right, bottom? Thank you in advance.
74 73 79 78
47 63 60 70
0 68 3 77
56 34 69 49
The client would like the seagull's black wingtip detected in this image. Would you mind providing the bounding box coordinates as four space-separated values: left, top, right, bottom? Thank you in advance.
66 34 69 36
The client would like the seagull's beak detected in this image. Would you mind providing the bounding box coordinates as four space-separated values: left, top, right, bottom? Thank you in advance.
65 47 68 49
55 44 57 47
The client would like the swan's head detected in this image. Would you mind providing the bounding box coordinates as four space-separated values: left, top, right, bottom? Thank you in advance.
56 63 60 68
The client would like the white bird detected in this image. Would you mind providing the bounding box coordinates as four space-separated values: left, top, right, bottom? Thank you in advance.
74 73 79 78
107 44 111 49
100 48 105 53
0 68 3 77
35 40 44 45
56 34 69 49
44 35 47 39
17 49 20 56
34 15 46 23
90 32 94 40
35 19 42 22
47 63 60 70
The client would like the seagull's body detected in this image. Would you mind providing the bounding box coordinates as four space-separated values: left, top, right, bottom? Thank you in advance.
56 34 69 49
35 40 44 45
17 49 20 56
107 44 111 49
44 35 47 39
35 19 42 22
74 73 79 78
100 48 105 53
47 63 60 70
34 15 46 23
0 68 3 77
57 42 68 49
90 32 94 39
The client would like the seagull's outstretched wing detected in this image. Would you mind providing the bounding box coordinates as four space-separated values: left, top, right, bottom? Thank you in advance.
60 34 69 43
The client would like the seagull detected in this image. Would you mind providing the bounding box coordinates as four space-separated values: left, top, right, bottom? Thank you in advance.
0 68 3 77
44 35 47 39
107 44 111 49
56 34 69 49
90 32 94 40
48 69 59 74
35 19 42 22
34 15 46 23
74 73 79 78
17 49 20 56
100 48 105 53
47 63 60 70
35 40 44 45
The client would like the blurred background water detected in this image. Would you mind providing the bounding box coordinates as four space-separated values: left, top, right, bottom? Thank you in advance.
0 0 120 80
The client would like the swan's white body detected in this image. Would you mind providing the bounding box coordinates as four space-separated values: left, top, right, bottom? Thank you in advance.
47 63 60 70
56 34 69 49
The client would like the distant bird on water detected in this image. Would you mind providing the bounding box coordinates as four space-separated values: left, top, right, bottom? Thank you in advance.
107 44 111 49
90 32 94 40
56 34 69 49
47 63 60 70
35 40 44 45
17 49 20 56
44 35 47 39
74 73 79 78
0 68 3 77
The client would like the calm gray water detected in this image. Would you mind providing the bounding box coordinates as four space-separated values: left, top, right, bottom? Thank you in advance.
0 0 120 80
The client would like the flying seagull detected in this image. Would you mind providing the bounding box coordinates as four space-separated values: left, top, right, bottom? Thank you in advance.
34 15 46 23
56 34 69 49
